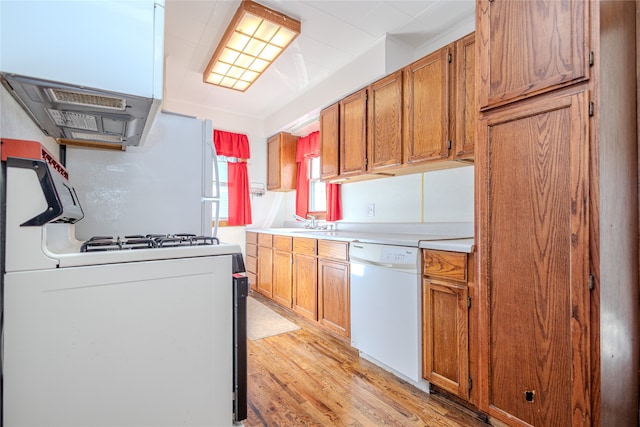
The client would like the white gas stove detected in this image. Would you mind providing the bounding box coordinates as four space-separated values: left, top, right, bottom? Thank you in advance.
1 139 246 426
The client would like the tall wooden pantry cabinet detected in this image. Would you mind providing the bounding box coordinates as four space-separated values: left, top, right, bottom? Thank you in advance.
475 1 638 426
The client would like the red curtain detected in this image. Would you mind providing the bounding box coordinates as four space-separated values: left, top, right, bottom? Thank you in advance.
295 131 342 221
213 130 252 226
326 183 342 221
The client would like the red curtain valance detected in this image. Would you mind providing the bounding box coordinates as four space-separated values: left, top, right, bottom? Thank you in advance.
214 130 251 159
295 131 319 162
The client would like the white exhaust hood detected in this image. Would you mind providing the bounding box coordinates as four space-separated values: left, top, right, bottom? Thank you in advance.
0 0 164 149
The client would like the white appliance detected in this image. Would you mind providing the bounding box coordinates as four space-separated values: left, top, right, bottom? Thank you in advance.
0 0 164 147
66 111 222 240
0 140 244 426
349 242 424 387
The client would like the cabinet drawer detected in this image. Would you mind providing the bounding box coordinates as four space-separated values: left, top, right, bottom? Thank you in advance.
273 235 293 251
246 243 258 258
246 255 257 274
258 233 273 247
318 240 348 261
422 250 467 282
293 237 316 255
246 231 258 245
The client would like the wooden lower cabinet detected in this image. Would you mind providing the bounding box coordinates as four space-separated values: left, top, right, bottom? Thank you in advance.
257 233 273 298
317 258 349 338
292 237 318 320
423 279 469 398
248 233 351 339
272 235 293 308
245 231 258 291
317 240 350 338
422 249 473 402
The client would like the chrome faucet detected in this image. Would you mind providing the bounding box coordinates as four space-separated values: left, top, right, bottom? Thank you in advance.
293 214 317 229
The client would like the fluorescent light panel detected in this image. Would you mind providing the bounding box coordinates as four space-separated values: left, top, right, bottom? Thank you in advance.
203 0 300 92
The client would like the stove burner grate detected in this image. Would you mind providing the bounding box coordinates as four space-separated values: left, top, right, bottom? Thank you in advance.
81 234 220 252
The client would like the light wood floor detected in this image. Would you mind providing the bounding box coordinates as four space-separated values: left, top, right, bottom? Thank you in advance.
245 292 488 427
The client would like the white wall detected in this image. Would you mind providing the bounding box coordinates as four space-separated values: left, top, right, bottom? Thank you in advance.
329 165 473 224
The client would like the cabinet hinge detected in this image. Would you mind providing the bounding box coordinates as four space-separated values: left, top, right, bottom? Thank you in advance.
589 274 594 291
467 296 472 309
468 376 473 391
589 51 594 66
448 53 452 63
589 102 594 117
447 140 452 150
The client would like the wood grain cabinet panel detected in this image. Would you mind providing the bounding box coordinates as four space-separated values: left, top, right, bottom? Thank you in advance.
246 231 259 291
423 250 467 282
320 102 340 181
318 258 349 338
422 249 473 403
272 236 293 308
453 32 476 160
477 89 590 426
477 0 589 110
293 237 318 320
267 132 298 191
339 88 368 177
317 239 350 338
293 253 317 320
367 70 403 172
423 278 469 399
403 45 451 165
257 245 273 298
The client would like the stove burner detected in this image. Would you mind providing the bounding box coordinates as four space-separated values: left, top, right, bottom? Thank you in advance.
80 234 220 252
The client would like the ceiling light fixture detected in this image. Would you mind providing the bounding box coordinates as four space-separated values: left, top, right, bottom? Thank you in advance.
203 0 301 92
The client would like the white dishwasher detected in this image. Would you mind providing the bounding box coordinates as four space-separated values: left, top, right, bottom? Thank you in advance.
349 241 422 384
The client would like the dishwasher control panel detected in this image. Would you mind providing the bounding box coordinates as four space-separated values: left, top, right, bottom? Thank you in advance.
349 242 419 273
380 246 417 264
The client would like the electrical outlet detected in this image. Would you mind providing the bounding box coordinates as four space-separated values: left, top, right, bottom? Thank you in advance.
366 203 375 217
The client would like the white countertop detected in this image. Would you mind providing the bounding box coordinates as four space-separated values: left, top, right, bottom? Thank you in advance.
250 227 475 253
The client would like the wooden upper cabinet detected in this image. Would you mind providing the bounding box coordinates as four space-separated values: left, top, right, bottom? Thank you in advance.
477 0 590 110
403 45 451 165
453 32 476 160
339 88 368 177
367 70 403 172
267 132 298 191
320 102 340 181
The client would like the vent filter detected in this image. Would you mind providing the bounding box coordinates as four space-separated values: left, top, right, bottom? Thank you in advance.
48 88 127 111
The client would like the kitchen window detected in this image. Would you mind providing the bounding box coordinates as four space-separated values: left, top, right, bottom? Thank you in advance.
213 156 229 224
308 156 326 213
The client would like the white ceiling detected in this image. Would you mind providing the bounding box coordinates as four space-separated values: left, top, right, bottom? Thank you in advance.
164 0 475 127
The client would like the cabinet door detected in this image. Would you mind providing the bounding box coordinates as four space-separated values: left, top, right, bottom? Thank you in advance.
477 88 590 426
477 0 589 109
339 88 367 177
367 70 403 172
293 253 317 320
320 102 340 180
423 279 469 399
317 259 350 338
267 133 298 191
257 246 273 298
453 32 476 160
272 250 293 308
403 46 450 164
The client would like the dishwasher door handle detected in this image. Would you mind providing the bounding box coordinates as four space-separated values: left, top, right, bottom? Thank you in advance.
350 258 394 269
